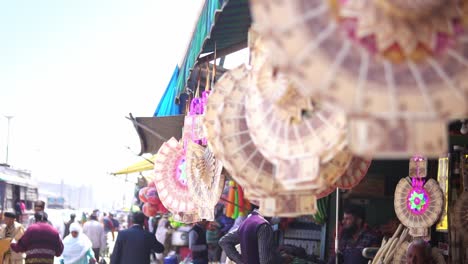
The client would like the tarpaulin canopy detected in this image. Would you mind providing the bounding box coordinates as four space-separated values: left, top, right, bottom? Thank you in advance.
112 155 156 175
175 0 251 95
154 66 181 117
128 115 185 155
153 0 251 117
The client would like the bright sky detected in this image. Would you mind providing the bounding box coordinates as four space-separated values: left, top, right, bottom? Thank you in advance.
0 0 205 209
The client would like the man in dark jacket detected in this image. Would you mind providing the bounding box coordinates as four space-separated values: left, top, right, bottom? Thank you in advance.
110 212 164 264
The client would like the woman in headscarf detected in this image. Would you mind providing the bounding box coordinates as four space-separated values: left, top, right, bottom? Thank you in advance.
61 223 96 264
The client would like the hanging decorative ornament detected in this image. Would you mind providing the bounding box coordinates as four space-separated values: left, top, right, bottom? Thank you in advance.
183 75 210 145
203 66 249 172
185 141 224 221
409 156 428 178
285 149 353 192
250 0 465 158
249 28 291 106
407 178 430 215
394 177 444 237
246 59 347 163
153 137 200 223
348 118 447 158
145 187 160 205
205 64 318 216
142 203 158 217
259 193 317 217
318 155 372 198
138 187 149 203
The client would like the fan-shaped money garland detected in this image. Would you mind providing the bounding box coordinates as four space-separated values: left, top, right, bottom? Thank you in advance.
153 137 200 223
394 177 444 237
185 141 224 221
250 0 466 157
249 29 295 109
204 64 319 216
318 155 372 198
246 60 347 163
250 0 468 119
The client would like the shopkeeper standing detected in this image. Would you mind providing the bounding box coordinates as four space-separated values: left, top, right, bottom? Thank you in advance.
219 206 281 264
329 204 380 264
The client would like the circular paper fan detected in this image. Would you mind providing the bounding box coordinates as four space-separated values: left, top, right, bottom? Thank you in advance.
317 156 371 198
289 149 353 192
203 65 250 175
347 117 448 158
246 60 347 162
215 65 279 197
249 30 290 106
392 241 409 264
250 0 468 120
153 137 199 220
204 65 264 193
213 65 324 198
336 156 371 189
320 149 354 186
394 178 444 229
186 142 225 221
452 192 468 242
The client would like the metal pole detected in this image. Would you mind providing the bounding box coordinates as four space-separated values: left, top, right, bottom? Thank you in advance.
4 115 13 164
335 188 340 264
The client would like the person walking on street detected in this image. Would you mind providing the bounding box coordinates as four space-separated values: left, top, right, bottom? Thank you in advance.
0 212 25 264
64 214 76 239
110 212 164 264
219 207 281 264
82 214 106 263
11 212 64 264
27 201 51 228
61 223 96 264
102 214 115 241
109 214 119 233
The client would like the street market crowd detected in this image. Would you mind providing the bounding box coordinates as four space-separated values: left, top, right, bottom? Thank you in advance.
0 200 435 264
